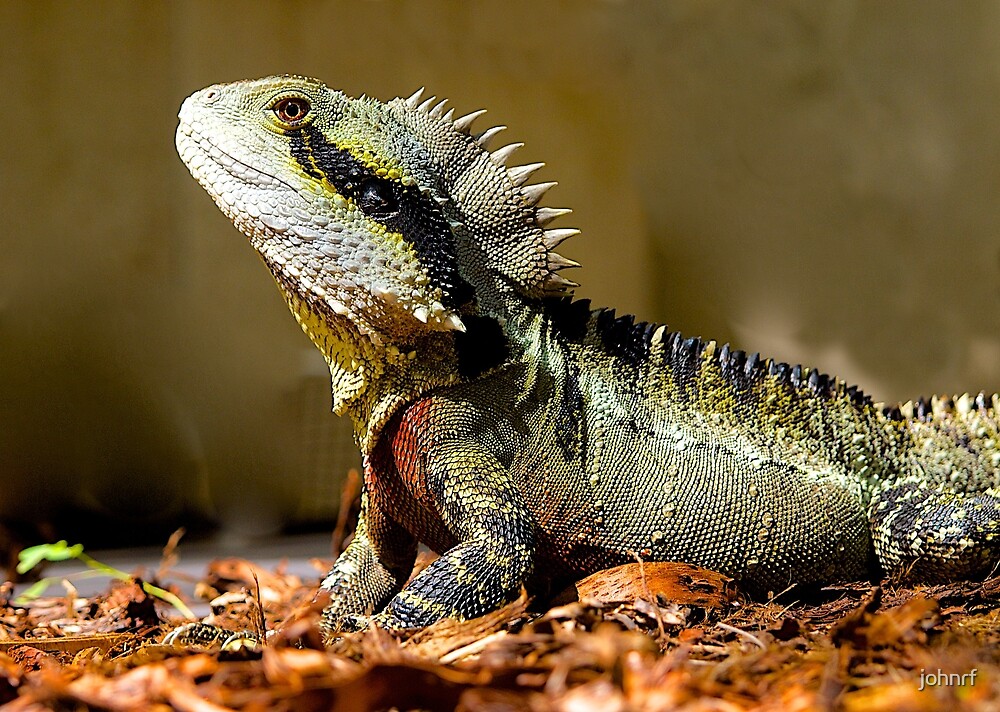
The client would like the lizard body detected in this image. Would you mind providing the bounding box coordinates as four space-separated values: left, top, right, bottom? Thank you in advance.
176 76 1000 634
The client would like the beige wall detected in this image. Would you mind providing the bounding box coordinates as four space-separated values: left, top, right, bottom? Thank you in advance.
2 1 998 536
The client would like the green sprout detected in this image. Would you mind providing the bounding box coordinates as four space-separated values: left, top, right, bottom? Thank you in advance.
14 540 195 619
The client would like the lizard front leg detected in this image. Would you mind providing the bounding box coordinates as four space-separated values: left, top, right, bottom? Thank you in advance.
164 493 413 648
320 490 417 633
373 440 535 629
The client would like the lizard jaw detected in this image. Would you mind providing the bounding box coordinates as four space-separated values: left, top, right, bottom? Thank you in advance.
176 88 466 341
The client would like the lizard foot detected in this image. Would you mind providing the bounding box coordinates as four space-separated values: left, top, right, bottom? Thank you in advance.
161 622 261 653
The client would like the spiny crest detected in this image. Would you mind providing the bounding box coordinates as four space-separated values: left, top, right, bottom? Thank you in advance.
401 88 581 297
546 293 878 408
708 340 873 408
539 274 990 430
552 298 994 437
894 392 1000 422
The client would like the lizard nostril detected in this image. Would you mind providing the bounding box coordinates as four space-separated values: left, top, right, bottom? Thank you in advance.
203 88 220 103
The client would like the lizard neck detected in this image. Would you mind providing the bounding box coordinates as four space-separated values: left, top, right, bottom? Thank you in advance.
281 287 462 455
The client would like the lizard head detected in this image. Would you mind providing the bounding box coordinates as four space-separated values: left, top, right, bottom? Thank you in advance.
176 75 579 345
177 75 580 432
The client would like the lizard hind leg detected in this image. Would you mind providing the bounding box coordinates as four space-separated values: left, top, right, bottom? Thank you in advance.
869 482 1000 582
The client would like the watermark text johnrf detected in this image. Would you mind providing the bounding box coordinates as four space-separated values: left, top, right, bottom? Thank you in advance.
918 668 977 691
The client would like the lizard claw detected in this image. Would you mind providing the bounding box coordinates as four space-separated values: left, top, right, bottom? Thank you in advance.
162 622 262 652
326 611 409 634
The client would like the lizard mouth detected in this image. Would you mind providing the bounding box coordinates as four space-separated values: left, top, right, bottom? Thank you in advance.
176 121 296 193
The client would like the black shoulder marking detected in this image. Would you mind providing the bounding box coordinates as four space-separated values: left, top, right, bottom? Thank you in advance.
391 186 476 306
594 308 652 365
291 127 474 308
454 314 510 378
543 296 592 341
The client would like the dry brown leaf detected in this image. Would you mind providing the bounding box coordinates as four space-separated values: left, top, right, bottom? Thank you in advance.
573 561 737 608
1 552 997 711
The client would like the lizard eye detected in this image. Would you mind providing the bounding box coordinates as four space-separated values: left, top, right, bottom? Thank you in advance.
358 178 399 219
272 97 310 124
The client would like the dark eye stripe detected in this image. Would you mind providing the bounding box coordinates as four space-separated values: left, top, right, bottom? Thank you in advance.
289 127 474 309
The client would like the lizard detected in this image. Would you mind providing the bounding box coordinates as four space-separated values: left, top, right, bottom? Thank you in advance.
175 74 1000 637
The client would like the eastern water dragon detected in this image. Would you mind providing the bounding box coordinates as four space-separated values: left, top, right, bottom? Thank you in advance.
174 75 1000 637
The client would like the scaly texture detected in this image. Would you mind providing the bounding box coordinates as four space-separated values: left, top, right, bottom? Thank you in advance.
175 76 1000 635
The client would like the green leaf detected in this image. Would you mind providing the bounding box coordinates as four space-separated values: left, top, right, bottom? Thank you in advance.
13 578 54 603
16 541 85 574
141 583 196 619
13 541 196 620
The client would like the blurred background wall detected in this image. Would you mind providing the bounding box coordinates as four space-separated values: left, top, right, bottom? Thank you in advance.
2 1 999 547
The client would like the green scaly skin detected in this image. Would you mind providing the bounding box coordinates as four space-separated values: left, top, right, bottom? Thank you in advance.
175 75 1000 638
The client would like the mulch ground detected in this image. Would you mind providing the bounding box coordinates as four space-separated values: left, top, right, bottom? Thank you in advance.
0 549 998 711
